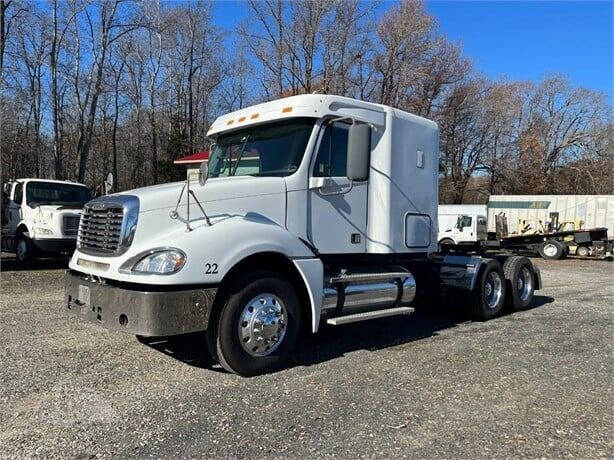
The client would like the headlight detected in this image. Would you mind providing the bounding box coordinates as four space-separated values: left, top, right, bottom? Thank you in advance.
34 227 54 236
131 249 186 274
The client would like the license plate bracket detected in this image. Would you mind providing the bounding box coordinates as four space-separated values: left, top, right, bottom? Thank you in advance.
78 285 91 306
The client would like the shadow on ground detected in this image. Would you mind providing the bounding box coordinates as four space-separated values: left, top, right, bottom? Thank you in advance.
137 295 554 373
1 255 69 272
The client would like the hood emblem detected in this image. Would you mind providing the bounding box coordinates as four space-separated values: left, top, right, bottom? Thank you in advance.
91 202 107 211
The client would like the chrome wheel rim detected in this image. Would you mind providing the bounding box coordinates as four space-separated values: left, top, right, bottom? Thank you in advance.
543 243 557 257
484 271 503 309
238 293 287 357
517 267 533 302
16 240 27 261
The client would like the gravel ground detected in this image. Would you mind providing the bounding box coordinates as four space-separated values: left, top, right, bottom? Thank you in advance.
1 254 612 458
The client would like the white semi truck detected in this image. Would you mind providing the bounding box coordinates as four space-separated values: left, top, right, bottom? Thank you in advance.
2 179 92 262
65 95 542 376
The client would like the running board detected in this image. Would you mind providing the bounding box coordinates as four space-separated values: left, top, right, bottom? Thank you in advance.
326 306 415 326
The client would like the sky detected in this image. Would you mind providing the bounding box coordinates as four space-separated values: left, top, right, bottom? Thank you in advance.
212 0 613 99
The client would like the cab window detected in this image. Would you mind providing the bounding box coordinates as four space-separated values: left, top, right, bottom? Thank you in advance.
313 122 349 177
457 215 472 228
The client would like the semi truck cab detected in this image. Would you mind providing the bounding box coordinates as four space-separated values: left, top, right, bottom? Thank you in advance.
65 94 542 376
2 179 91 263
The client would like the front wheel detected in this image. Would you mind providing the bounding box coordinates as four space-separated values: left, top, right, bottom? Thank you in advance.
210 271 302 377
15 234 34 264
438 238 455 252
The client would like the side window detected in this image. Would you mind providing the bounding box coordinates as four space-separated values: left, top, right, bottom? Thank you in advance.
13 183 23 204
457 215 472 228
313 122 349 177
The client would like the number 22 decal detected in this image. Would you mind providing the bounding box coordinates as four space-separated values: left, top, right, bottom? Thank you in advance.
205 263 218 274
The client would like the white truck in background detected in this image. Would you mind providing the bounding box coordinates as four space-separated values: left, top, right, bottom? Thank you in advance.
64 94 542 377
439 200 614 260
438 204 488 248
1 179 92 263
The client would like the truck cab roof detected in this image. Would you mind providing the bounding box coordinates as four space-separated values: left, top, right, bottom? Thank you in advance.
10 178 89 188
207 94 438 137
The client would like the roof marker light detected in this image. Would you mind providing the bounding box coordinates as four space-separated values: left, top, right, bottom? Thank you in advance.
226 120 234 125
238 116 246 122
250 113 259 119
282 107 293 113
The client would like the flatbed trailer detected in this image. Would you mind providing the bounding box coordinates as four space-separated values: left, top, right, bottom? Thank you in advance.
488 227 613 260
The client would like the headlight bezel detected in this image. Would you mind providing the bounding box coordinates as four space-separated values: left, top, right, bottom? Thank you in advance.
34 227 54 236
118 247 187 275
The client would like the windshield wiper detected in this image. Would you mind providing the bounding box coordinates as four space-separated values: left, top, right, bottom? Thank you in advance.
230 133 251 176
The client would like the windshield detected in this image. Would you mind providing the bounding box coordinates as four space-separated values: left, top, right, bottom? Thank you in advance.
26 181 92 207
208 118 316 178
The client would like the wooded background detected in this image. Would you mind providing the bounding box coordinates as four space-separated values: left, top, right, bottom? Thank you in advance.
1 0 612 202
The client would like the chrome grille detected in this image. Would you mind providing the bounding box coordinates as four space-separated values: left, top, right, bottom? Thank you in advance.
63 215 80 236
78 206 124 254
77 195 139 256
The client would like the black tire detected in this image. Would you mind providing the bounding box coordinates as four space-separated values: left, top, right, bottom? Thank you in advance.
502 256 535 311
438 238 455 252
210 270 302 377
469 260 506 321
538 240 564 260
576 245 590 257
15 233 34 264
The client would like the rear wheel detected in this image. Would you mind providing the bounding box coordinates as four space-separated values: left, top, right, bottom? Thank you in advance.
576 245 590 257
469 260 506 321
538 240 565 260
503 256 535 310
209 271 302 377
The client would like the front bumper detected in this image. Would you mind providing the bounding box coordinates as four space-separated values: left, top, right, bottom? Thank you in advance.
65 271 217 336
32 238 76 254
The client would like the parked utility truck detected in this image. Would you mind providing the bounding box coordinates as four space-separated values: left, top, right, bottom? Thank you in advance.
2 179 92 262
438 204 488 249
65 95 542 376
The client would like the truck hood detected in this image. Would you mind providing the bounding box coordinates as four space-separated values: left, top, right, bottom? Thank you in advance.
31 204 82 223
123 176 287 213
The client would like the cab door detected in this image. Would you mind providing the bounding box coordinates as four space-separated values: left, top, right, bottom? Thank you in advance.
307 121 368 254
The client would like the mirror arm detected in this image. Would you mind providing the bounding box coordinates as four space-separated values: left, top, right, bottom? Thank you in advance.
188 189 211 226
169 183 187 220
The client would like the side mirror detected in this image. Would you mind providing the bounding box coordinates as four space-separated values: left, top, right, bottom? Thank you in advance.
346 123 371 181
2 183 10 195
198 161 209 186
104 173 114 194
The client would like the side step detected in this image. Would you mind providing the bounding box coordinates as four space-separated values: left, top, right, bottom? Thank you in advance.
326 306 414 326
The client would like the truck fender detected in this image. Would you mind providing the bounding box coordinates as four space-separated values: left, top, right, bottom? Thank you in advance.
438 254 488 291
291 258 324 333
15 221 31 238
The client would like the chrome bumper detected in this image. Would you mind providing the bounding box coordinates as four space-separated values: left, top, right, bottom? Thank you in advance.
65 271 217 336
